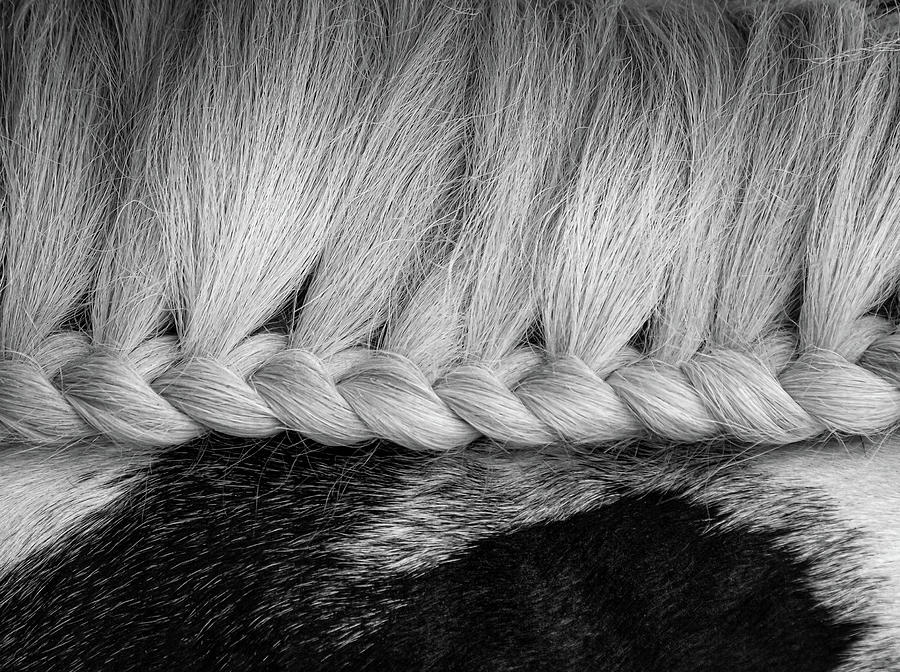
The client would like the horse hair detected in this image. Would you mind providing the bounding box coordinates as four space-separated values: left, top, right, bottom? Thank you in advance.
1 0 899 451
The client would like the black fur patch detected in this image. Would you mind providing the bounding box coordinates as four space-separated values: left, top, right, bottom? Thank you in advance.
346 498 858 672
0 434 865 671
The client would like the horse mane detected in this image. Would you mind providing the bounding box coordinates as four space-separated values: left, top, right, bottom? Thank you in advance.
1 0 899 451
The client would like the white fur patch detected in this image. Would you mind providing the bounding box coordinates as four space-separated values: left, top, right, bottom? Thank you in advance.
750 437 900 672
0 441 149 577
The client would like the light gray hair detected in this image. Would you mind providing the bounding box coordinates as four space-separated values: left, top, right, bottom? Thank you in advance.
1 0 898 451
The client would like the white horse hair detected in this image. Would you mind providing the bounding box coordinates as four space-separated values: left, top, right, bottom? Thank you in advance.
1 0 900 669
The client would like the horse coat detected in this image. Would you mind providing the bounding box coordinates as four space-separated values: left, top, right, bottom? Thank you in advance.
1 435 899 670
2 0 900 669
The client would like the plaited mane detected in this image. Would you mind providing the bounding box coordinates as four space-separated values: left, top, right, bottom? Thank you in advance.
2 0 898 452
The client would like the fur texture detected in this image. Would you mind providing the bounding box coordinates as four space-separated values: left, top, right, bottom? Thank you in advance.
1 0 900 669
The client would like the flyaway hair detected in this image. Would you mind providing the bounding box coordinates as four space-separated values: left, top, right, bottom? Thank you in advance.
1 0 899 451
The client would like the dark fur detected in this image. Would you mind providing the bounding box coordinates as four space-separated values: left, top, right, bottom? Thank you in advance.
0 435 873 670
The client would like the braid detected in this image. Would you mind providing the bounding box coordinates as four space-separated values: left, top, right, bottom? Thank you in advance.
1 321 897 449
2 0 899 452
